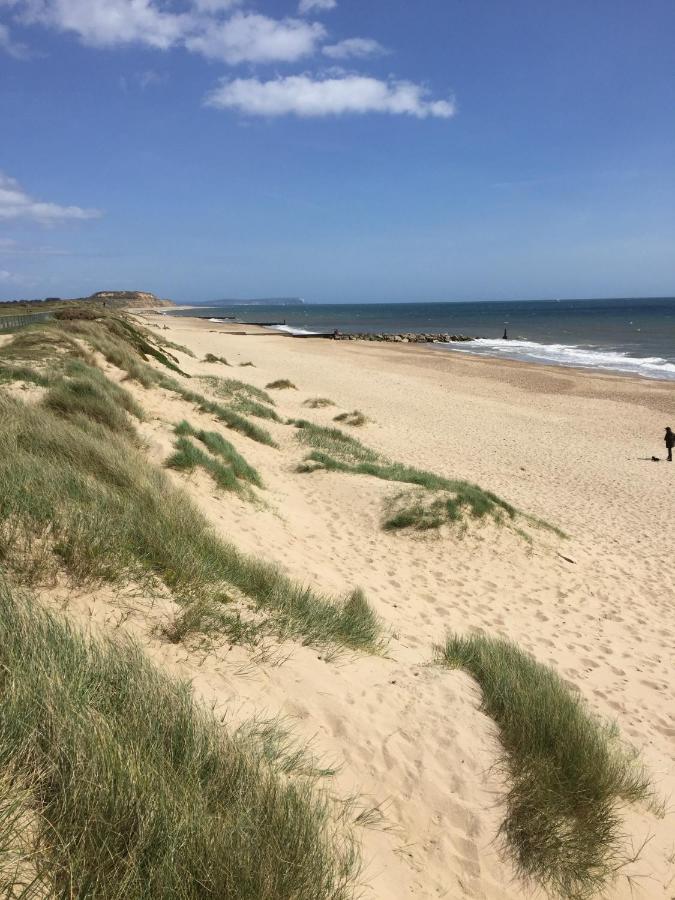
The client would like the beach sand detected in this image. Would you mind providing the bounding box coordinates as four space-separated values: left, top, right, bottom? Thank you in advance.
64 312 675 899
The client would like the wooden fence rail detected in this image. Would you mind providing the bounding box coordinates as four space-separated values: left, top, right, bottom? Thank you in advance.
0 312 53 332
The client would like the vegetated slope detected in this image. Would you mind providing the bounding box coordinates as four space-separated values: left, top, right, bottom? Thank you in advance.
0 312 381 652
0 582 359 899
0 310 378 897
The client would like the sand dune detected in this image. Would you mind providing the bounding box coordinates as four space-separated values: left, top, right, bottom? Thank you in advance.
58 312 674 899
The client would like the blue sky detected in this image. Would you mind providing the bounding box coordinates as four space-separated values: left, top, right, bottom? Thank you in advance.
1 0 674 303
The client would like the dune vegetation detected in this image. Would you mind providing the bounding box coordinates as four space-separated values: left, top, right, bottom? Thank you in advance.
167 421 263 497
304 397 336 408
436 633 653 899
0 314 380 652
199 375 282 422
266 378 297 390
204 352 230 364
291 419 551 533
333 410 368 427
0 582 361 899
1 308 651 900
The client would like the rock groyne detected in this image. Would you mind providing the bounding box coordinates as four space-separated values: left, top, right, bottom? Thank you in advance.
333 332 473 343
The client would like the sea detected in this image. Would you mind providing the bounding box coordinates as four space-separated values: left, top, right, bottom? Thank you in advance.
170 297 675 382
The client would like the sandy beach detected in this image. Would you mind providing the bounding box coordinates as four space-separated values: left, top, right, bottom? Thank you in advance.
56 311 675 899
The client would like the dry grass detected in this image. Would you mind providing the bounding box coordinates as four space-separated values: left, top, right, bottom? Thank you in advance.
333 411 368 427
266 379 297 390
304 397 335 408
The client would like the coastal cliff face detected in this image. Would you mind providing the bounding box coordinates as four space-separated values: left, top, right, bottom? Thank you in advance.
88 290 175 308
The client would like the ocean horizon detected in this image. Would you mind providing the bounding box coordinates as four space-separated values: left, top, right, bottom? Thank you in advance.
171 297 675 381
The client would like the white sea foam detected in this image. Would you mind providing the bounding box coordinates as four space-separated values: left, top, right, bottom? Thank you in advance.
269 324 319 336
208 317 226 323
438 338 675 381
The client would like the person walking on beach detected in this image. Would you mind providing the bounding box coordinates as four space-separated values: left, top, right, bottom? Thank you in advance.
665 426 674 461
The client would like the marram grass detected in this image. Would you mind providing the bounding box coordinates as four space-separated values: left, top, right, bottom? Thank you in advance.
0 390 379 651
0 583 361 899
436 633 652 900
294 421 564 537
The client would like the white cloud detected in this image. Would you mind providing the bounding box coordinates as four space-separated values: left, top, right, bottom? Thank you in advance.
13 0 190 49
298 0 336 14
0 22 32 58
322 37 385 60
0 172 102 223
205 74 456 118
186 12 324 64
191 0 240 10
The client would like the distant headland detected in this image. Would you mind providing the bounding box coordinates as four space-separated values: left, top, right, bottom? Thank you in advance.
208 297 304 306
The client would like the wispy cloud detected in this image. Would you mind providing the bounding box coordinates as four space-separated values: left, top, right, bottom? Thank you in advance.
205 74 456 118
192 0 241 10
0 237 70 255
119 69 167 91
11 0 190 50
322 37 386 60
298 0 336 14
0 173 102 223
0 22 32 58
186 12 325 64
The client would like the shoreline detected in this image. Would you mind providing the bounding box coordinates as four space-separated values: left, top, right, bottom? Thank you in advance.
140 308 675 396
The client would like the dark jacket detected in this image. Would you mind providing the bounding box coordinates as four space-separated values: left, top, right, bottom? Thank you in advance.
665 430 675 448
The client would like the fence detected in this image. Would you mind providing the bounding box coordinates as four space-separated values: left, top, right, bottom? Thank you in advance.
0 312 53 332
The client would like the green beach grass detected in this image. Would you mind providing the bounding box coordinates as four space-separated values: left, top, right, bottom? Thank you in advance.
168 421 263 497
436 633 652 899
0 319 381 651
293 420 563 536
0 582 361 898
0 392 379 650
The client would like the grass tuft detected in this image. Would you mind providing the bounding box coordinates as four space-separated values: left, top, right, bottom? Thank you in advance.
180 389 278 447
204 353 230 365
292 420 561 536
292 420 379 465
167 436 242 493
266 379 297 390
436 633 652 899
384 486 514 531
199 375 277 408
0 583 361 899
304 397 335 408
173 421 262 488
333 410 368 427
239 361 256 367
0 363 51 388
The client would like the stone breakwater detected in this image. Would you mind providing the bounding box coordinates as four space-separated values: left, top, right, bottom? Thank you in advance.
333 332 473 343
